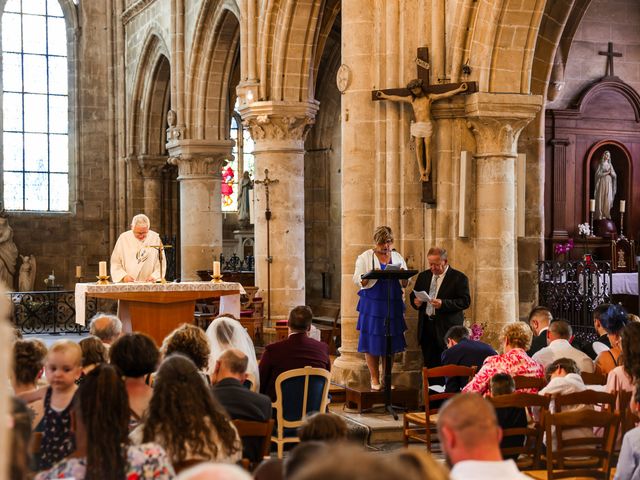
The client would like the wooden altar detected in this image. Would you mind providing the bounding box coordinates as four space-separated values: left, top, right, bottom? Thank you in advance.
75 282 243 345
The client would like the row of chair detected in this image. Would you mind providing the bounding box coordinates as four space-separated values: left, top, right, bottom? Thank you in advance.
403 365 637 479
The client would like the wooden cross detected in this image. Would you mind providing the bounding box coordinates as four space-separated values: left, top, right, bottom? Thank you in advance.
599 42 622 77
372 47 477 204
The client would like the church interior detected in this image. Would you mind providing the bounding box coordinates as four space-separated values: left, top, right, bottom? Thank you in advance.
2 0 640 477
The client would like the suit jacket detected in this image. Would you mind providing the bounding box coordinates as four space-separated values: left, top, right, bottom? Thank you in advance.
410 266 471 350
527 328 548 357
212 378 272 463
259 332 331 401
441 338 497 392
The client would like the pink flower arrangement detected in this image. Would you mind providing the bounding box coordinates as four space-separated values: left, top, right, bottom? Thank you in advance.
470 322 485 341
554 238 574 255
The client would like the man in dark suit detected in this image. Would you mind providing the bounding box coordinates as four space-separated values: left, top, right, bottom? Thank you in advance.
410 247 470 369
526 306 552 357
259 305 331 401
211 348 272 463
441 325 497 392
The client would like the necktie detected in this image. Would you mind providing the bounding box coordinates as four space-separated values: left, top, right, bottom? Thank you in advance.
426 274 439 316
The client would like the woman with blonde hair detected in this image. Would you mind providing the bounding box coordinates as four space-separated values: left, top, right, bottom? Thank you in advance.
352 226 408 390
462 322 545 395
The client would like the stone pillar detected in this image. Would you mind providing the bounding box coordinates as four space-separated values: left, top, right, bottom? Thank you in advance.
238 101 318 322
331 0 377 388
137 155 168 230
167 140 233 281
465 93 542 344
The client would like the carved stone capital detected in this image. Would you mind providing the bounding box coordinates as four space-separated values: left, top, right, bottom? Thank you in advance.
238 101 319 151
166 139 234 179
465 93 543 158
168 154 226 178
137 155 168 178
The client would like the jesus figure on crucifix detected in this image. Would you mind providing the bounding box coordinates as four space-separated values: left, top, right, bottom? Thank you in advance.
376 79 468 182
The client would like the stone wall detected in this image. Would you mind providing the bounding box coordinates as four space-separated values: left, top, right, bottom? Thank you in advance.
549 0 640 109
9 1 113 290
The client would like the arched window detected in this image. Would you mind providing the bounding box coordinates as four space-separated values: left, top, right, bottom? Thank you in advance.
222 109 254 211
1 0 69 211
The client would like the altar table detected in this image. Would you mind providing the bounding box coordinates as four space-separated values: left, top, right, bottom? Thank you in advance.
75 281 244 345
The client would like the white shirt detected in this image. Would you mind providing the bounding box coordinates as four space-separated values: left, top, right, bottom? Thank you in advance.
352 249 407 289
532 338 595 373
432 264 449 297
450 459 530 480
110 230 166 282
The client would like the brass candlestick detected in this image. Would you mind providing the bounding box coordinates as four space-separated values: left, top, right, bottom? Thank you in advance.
210 273 223 284
96 275 110 285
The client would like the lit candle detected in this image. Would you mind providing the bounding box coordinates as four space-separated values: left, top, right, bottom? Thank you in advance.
213 261 221 277
98 261 107 277
620 200 626 213
75 265 82 278
589 199 595 213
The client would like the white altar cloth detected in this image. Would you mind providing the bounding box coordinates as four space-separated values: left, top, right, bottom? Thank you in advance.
612 273 638 296
75 281 245 326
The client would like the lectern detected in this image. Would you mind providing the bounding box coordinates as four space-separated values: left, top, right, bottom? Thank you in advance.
362 268 418 418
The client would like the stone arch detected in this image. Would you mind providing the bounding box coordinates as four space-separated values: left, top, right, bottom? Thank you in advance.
461 0 546 93
256 0 325 101
187 0 240 140
128 31 171 156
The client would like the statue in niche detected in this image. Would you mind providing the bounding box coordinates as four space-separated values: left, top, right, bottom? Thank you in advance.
375 78 468 182
0 215 18 289
594 150 617 220
237 171 254 227
18 255 36 291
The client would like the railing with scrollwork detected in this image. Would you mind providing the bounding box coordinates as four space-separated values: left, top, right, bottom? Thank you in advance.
219 253 254 272
537 260 612 345
8 290 100 334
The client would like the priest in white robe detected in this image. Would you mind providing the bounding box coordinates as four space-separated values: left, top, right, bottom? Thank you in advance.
110 214 166 282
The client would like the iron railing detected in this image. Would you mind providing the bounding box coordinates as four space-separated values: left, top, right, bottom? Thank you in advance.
537 259 612 345
9 290 101 334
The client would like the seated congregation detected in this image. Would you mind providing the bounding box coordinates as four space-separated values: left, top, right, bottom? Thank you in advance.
8 302 640 479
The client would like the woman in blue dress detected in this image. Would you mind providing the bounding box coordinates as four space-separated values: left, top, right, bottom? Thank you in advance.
353 226 408 390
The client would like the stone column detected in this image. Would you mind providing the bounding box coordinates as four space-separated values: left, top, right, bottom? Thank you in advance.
137 155 168 230
167 140 233 281
238 101 318 322
330 0 377 388
465 93 542 344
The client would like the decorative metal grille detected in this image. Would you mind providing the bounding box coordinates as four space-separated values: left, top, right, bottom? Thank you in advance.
537 260 612 345
9 290 99 334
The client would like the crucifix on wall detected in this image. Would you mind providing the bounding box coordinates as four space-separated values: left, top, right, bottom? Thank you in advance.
372 47 477 204
599 42 622 77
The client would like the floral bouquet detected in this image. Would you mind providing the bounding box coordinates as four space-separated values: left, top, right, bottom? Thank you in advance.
469 322 485 341
577 223 591 237
554 238 574 256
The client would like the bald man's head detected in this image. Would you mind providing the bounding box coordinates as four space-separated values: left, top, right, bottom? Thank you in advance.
89 313 122 344
437 393 503 465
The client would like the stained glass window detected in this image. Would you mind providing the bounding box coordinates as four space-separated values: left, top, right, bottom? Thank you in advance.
2 0 69 212
222 110 254 211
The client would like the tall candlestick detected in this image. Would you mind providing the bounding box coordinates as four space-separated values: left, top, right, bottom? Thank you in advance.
98 261 107 277
589 199 595 213
75 265 82 278
620 200 626 213
213 261 221 277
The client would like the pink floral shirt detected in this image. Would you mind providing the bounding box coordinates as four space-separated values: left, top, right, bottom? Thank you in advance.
462 348 545 396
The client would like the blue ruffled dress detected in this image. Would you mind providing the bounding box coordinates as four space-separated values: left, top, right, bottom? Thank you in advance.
356 263 407 356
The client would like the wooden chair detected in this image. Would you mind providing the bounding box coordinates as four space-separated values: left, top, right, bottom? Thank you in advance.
403 365 476 452
553 389 616 413
526 409 620 479
271 366 331 458
30 431 43 457
513 375 547 391
489 393 551 470
245 372 258 392
580 371 607 386
233 418 274 471
311 306 341 355
616 389 639 440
